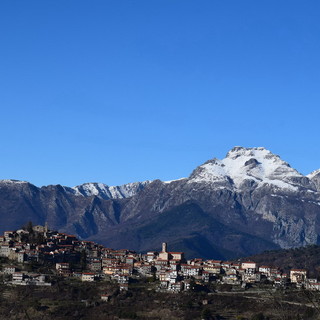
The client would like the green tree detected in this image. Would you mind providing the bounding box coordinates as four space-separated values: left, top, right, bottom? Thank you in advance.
24 221 34 234
80 250 87 270
202 308 212 320
251 312 265 320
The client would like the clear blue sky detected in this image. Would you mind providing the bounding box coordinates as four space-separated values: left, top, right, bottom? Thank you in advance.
1 1 320 187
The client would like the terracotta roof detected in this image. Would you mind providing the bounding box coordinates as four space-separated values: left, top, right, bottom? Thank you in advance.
291 269 307 272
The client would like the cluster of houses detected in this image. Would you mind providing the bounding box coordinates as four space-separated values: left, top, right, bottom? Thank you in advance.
0 225 320 293
2 266 51 286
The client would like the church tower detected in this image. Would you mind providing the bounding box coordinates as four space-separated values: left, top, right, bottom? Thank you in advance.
44 221 48 237
158 242 169 260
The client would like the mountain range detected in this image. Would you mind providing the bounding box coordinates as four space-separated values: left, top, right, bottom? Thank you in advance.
1 146 320 260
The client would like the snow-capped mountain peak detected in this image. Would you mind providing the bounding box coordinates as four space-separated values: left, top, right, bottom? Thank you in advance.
189 147 311 191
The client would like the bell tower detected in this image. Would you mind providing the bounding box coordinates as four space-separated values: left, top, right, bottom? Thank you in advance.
44 221 48 237
162 242 167 253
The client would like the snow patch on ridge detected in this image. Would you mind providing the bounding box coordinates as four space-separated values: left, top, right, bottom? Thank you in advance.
72 180 151 199
0 179 29 185
163 178 187 184
308 169 320 179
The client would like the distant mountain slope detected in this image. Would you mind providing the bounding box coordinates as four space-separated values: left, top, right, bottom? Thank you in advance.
1 147 320 259
93 201 279 260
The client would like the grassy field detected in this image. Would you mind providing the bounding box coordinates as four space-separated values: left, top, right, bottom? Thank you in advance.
0 277 319 320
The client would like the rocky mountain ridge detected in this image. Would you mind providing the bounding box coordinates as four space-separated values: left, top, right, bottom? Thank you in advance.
1 147 320 259
71 180 151 200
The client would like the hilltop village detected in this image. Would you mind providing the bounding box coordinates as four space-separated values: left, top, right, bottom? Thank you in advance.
0 224 319 294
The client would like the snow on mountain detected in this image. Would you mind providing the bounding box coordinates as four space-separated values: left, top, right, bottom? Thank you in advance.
308 169 320 180
0 179 29 185
108 181 151 198
1 146 318 198
70 147 317 196
189 147 310 191
163 178 187 184
308 169 320 191
72 180 151 199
